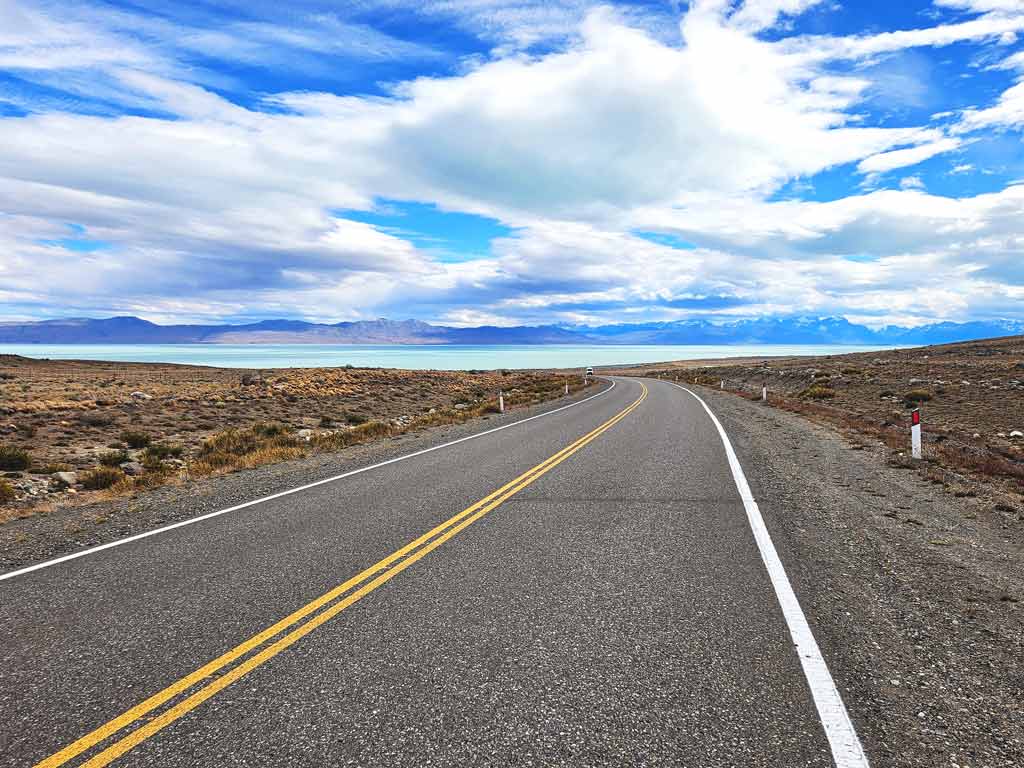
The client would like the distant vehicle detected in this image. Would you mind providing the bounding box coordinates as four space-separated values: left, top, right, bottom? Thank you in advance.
585 366 594 377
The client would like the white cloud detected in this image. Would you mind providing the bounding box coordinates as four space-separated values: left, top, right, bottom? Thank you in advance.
728 0 828 32
1 0 1024 326
957 80 1024 131
857 137 962 173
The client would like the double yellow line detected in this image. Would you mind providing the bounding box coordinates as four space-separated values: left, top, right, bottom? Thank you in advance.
38 382 647 768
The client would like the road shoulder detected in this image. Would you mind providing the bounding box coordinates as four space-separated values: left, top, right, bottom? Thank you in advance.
694 386 1023 767
0 381 612 573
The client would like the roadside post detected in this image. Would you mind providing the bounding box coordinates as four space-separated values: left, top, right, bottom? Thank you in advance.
564 379 569 395
720 380 724 390
761 384 767 402
499 390 505 414
911 408 922 459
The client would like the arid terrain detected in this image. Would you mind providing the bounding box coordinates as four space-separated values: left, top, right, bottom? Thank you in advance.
612 334 1024 523
0 355 585 520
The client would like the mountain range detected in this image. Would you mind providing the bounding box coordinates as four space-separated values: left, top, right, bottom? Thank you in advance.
1 315 1022 346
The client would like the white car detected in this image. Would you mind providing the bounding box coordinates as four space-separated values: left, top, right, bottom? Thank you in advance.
585 366 594 377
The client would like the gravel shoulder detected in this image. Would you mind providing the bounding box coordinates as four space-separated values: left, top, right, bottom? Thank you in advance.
699 385 1023 767
0 380 610 572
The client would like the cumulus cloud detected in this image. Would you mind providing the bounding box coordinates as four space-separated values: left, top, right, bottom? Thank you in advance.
0 0 1023 326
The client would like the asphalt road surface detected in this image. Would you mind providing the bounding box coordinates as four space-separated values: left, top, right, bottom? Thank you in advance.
0 377 869 767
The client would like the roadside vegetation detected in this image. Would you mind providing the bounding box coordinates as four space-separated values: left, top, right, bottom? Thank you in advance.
0 358 590 521
640 335 1024 518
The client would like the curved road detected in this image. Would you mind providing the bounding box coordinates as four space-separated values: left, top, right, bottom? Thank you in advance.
0 377 867 767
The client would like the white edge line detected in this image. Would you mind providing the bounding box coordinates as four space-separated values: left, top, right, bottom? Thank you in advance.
0 380 617 583
670 382 871 768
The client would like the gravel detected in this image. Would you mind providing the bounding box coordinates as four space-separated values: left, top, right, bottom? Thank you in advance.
700 386 1024 767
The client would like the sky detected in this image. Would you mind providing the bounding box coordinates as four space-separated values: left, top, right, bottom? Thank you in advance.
0 0 1022 328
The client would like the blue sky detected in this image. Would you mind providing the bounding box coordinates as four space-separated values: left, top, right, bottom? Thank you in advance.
0 0 1022 327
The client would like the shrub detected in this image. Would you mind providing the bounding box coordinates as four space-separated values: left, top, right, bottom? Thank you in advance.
191 424 305 475
144 442 184 460
98 449 130 467
251 422 288 438
0 480 15 503
79 412 115 427
120 430 151 449
311 420 391 452
80 466 124 490
904 389 933 405
342 411 368 426
0 445 31 471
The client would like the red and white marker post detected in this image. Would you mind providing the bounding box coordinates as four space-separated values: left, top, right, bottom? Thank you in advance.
911 408 922 459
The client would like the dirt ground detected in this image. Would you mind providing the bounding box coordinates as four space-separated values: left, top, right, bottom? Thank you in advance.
612 334 1024 527
0 355 581 518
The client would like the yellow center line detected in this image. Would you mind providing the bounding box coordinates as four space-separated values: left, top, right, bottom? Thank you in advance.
37 382 647 768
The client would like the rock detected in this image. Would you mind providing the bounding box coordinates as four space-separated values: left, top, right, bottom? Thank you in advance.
453 403 468 411
121 461 144 476
972 433 981 439
909 378 928 385
1011 430 1024 439
52 471 78 488
240 374 263 386
130 391 153 400
297 429 314 441
960 380 971 386
427 408 437 414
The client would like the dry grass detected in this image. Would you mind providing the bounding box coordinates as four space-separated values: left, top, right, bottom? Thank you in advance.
80 466 125 490
0 445 31 471
0 354 591 517
636 343 1024 507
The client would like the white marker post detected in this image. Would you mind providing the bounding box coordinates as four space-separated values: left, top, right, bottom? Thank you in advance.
911 408 922 459
564 380 569 395
720 380 725 390
499 390 505 414
761 384 767 402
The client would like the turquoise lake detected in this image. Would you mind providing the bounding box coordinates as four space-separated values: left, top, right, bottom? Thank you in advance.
0 343 894 370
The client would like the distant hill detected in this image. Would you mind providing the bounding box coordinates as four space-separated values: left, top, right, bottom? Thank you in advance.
0 315 1021 346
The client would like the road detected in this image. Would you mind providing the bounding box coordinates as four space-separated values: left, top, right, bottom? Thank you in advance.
0 377 868 767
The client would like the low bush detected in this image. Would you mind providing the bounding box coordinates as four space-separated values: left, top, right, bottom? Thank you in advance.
311 420 392 452
0 445 31 471
79 412 115 427
80 466 124 490
98 449 130 467
40 462 73 475
120 430 151 449
904 389 933 405
0 480 15 503
191 424 305 475
144 442 184 460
